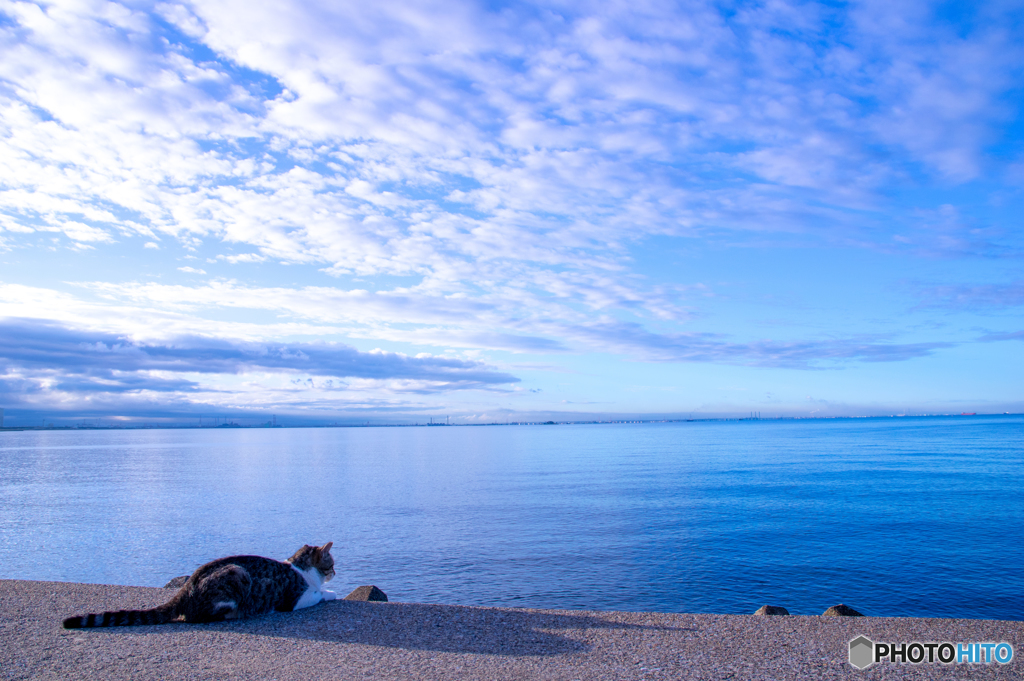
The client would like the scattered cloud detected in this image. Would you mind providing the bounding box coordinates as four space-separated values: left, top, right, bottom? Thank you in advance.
1 0 1020 288
915 281 1024 310
0 318 520 414
57 222 115 243
560 320 951 368
0 1 1020 419
977 330 1024 343
217 253 267 264
1 281 951 372
0 317 517 384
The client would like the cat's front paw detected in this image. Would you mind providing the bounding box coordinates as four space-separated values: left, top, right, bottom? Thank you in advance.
321 590 338 601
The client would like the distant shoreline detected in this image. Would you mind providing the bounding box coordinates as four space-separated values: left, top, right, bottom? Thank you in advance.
1 412 1018 432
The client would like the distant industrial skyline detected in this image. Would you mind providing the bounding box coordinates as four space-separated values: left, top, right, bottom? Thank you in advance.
1 0 1022 425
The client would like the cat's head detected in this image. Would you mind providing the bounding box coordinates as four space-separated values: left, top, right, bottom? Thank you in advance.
287 542 336 581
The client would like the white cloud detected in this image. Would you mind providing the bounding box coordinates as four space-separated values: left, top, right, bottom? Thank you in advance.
0 279 951 372
176 266 206 274
2 0 1018 287
58 221 114 243
217 253 267 264
0 317 520 417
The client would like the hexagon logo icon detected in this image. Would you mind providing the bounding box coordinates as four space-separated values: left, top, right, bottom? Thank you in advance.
849 635 874 669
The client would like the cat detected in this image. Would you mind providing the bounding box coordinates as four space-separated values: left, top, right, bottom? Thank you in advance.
62 542 337 628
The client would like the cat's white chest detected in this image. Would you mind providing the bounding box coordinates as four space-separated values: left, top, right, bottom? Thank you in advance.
290 564 336 610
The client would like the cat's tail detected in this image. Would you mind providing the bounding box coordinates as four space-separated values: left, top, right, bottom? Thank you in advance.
62 600 179 628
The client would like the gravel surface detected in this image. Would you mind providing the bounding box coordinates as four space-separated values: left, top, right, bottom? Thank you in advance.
1 579 1021 680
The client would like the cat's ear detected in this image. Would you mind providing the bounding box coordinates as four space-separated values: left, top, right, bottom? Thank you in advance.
321 541 333 554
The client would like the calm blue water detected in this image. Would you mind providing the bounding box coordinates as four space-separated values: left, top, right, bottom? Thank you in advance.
1 416 1022 620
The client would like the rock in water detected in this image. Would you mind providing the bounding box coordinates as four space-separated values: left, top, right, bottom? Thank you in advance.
163 575 189 589
754 605 789 616
344 585 388 602
823 603 863 616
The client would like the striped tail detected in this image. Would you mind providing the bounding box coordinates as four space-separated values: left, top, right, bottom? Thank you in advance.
63 603 178 629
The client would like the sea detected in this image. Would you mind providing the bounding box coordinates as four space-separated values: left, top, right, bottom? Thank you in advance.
1 415 1021 620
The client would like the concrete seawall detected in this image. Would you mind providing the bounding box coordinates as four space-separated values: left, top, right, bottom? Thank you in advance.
1 579 1020 680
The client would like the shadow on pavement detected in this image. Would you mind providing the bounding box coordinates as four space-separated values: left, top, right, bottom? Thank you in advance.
246 601 695 656
80 599 695 657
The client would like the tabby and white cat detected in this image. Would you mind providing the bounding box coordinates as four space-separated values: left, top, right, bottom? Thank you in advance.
63 542 337 628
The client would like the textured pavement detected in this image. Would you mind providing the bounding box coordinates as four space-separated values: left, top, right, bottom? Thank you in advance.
1 579 1021 680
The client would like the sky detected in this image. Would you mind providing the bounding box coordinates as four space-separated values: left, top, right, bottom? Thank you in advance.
0 0 1022 426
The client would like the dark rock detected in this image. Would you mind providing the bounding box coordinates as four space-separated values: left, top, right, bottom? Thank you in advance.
344 585 388 602
163 575 189 589
753 605 789 616
823 603 863 616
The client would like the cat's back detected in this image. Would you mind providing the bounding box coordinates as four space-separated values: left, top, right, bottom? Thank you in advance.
190 554 298 586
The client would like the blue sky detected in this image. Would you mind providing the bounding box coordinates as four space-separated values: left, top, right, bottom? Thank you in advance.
0 0 1022 425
